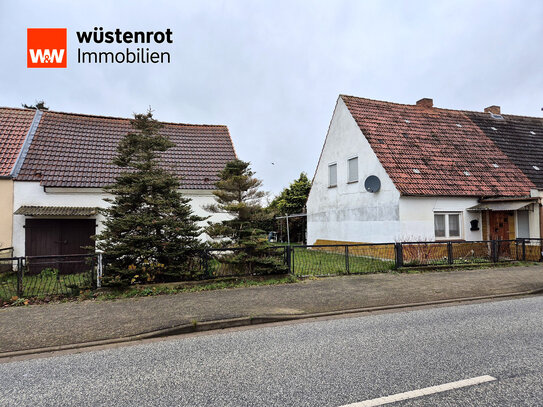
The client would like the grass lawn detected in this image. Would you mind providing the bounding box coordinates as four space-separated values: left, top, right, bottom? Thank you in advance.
0 271 92 300
291 247 395 276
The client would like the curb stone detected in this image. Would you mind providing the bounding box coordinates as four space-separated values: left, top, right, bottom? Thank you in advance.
1 287 542 360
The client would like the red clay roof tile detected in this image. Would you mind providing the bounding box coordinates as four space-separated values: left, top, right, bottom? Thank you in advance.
0 108 36 176
340 95 535 197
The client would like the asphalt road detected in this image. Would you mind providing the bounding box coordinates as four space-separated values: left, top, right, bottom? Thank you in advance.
1 296 542 406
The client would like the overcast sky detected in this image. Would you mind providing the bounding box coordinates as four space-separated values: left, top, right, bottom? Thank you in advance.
1 0 542 196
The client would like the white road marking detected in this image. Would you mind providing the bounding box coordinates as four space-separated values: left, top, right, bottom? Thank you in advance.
339 375 497 407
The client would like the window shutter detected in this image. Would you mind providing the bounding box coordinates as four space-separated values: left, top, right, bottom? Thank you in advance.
348 157 358 183
329 163 337 187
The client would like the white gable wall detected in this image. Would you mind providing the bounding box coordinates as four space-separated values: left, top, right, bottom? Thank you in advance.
12 182 228 257
307 97 401 244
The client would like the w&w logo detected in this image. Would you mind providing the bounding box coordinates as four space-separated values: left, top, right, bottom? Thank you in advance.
27 28 67 68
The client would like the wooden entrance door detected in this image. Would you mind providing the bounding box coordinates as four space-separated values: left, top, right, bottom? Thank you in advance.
488 211 510 240
25 219 96 274
488 211 511 257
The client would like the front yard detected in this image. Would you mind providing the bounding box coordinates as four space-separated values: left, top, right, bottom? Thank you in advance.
291 246 395 276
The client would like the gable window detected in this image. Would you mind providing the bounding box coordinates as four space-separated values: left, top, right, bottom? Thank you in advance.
328 163 337 187
347 156 358 183
434 212 461 239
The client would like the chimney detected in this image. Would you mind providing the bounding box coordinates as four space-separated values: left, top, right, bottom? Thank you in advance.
484 105 501 114
416 98 433 108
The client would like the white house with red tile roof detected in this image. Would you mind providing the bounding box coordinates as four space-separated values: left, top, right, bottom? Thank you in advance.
0 107 236 258
307 95 541 245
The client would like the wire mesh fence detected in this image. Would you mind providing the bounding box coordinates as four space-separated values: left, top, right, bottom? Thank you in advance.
100 246 289 285
524 240 543 261
23 254 95 297
289 238 543 276
197 246 288 278
0 254 96 301
397 239 542 267
451 241 492 264
400 241 450 266
290 244 396 276
495 240 521 262
0 256 21 301
2 238 541 301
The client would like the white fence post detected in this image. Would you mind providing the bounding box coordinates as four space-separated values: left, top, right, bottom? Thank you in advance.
96 252 103 288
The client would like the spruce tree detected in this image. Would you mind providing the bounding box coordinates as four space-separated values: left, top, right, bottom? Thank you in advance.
96 110 203 285
206 159 286 274
206 159 266 243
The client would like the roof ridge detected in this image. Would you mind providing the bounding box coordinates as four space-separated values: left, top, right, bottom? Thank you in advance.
340 94 474 115
1 105 229 127
461 110 543 121
339 94 543 120
40 109 228 128
0 106 37 113
339 94 417 109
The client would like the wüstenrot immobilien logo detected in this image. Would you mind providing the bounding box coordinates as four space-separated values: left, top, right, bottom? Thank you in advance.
27 28 67 68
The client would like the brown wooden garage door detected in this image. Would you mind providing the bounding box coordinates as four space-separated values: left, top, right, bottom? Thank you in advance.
25 219 96 274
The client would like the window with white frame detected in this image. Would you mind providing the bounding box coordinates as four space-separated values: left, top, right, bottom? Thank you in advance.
347 156 358 183
517 211 530 239
328 163 337 187
434 212 461 239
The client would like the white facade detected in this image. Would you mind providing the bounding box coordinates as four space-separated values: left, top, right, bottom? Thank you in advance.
12 182 227 257
307 97 401 244
306 97 540 244
398 197 481 241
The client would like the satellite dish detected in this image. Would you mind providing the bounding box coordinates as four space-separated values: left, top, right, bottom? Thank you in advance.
364 175 381 193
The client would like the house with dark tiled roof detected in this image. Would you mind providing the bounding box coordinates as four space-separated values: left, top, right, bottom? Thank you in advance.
465 108 543 191
0 107 236 259
307 95 542 245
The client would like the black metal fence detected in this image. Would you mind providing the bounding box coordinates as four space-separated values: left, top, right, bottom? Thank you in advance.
0 247 289 301
396 239 537 267
0 254 96 301
288 238 543 276
101 246 288 284
195 246 288 278
288 243 396 276
2 239 541 300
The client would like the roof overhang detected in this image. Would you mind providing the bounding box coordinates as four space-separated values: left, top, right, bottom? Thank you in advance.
467 201 534 212
14 206 99 216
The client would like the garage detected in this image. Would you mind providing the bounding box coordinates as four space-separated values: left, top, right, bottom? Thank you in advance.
16 206 99 274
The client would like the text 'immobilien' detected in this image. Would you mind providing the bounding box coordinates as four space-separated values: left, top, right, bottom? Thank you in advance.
76 27 173 64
